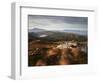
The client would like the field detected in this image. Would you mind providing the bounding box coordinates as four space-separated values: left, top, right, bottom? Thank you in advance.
28 29 88 66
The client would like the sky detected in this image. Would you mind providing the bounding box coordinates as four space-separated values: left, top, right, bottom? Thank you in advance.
28 15 88 31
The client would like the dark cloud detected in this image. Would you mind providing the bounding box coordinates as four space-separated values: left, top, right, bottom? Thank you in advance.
28 15 88 31
28 15 88 25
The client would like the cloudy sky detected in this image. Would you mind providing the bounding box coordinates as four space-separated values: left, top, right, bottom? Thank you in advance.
28 15 88 31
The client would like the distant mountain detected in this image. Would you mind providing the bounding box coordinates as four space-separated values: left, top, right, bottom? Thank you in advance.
63 30 87 36
29 28 87 36
28 28 45 33
28 29 87 42
28 28 87 42
29 28 56 38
